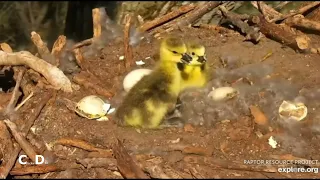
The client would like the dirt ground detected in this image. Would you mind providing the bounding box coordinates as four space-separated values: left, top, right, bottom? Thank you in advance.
11 27 320 179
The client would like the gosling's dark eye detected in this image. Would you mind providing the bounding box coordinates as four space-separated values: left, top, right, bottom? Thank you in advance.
191 52 195 55
172 51 178 54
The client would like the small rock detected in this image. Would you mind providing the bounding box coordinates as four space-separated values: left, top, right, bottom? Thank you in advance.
184 124 195 133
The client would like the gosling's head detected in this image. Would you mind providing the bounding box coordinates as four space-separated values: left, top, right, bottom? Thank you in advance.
160 36 192 64
186 42 207 65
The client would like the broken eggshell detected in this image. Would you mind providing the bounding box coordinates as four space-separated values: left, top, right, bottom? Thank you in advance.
123 68 152 92
75 95 115 120
278 100 307 121
207 87 238 101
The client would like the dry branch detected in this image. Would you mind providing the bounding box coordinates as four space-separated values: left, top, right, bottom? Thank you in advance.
72 48 86 70
10 165 59 176
51 35 67 66
53 137 113 157
0 92 52 179
197 24 234 34
252 15 311 52
139 3 196 33
92 8 102 38
284 15 320 32
152 1 221 35
0 43 13 53
9 160 82 176
219 5 262 43
0 121 14 168
73 71 114 98
271 2 320 22
113 139 150 179
72 39 93 50
251 1 282 21
0 51 72 93
5 69 25 115
14 92 34 111
3 120 38 163
123 14 133 70
31 31 55 65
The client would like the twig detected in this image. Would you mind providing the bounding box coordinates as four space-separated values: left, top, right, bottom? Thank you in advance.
252 15 311 52
274 1 290 10
71 39 93 50
72 71 114 98
197 24 234 34
0 92 53 179
10 165 59 176
152 1 221 35
0 43 13 53
123 14 133 70
30 31 55 65
14 91 34 111
250 1 282 21
113 139 150 179
0 121 14 170
9 161 82 176
3 120 38 163
284 15 320 32
270 2 320 23
189 167 204 179
53 137 113 157
219 5 262 43
72 48 86 70
0 51 73 93
139 3 196 33
92 8 102 38
5 69 25 115
51 35 67 66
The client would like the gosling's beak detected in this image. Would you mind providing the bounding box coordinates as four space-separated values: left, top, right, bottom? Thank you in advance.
181 53 192 64
197 56 207 63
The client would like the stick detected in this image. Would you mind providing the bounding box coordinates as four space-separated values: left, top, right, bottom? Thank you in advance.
284 15 320 32
30 31 55 65
219 5 262 43
92 8 102 38
197 24 234 34
5 69 25 115
113 139 150 179
51 35 67 66
152 1 221 35
0 92 53 179
3 120 38 163
250 1 282 21
71 39 93 50
271 2 320 22
0 51 72 93
0 43 13 53
252 15 311 52
139 3 196 33
53 137 113 156
0 121 14 168
72 71 114 98
14 92 34 111
123 14 133 70
9 161 82 176
72 48 86 70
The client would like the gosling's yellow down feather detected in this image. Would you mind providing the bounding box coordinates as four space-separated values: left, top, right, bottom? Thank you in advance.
179 41 209 91
115 37 191 129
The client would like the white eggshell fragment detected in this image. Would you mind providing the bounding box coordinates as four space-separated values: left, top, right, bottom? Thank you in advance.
268 136 277 148
135 60 146 66
207 87 238 101
76 95 107 116
278 100 307 121
123 68 152 92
